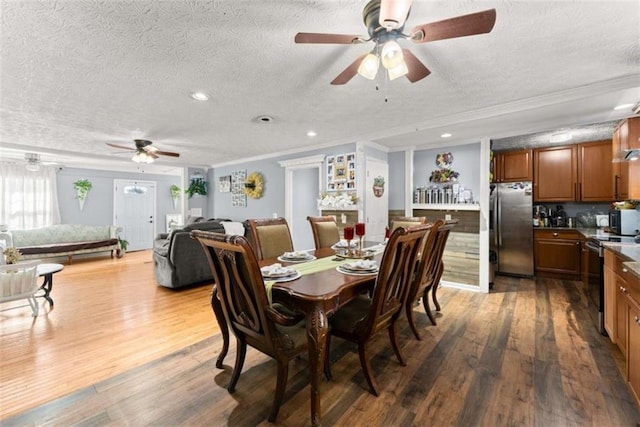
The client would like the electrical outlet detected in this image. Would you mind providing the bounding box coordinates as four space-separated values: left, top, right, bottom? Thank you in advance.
445 214 452 220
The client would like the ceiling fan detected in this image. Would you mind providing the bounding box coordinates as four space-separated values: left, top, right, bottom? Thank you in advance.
294 0 496 85
24 152 58 171
106 139 180 164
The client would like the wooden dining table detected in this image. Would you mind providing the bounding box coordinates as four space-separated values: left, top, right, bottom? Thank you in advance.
210 246 383 426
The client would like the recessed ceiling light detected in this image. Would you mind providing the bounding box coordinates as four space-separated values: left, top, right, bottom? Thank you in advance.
549 132 572 143
440 133 452 138
190 92 210 101
613 103 634 111
307 131 317 137
254 115 273 123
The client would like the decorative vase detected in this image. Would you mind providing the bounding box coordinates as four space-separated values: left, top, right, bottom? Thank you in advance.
373 186 384 197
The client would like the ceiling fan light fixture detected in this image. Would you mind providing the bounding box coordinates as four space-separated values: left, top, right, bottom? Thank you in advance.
132 151 154 164
379 0 412 30
357 53 380 80
380 40 404 69
25 152 40 171
387 60 408 80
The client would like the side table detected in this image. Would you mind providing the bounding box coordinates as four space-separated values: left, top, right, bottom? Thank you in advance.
37 263 64 307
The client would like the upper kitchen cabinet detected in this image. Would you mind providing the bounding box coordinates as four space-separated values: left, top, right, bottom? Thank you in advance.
492 149 533 183
534 141 614 202
612 117 640 200
534 145 578 201
579 140 614 201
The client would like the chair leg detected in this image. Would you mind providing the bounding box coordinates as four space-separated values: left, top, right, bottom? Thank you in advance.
432 281 441 312
228 339 246 392
268 359 289 422
388 323 406 366
210 287 229 369
357 342 379 396
28 296 39 317
324 334 333 381
422 286 437 326
406 299 422 340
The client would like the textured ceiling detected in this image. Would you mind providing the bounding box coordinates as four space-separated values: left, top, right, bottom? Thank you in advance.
1 0 639 174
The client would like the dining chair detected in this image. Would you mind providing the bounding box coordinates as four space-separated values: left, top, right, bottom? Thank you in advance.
191 230 307 422
390 216 428 231
324 223 434 396
307 215 340 249
245 217 294 261
0 260 41 316
406 219 458 337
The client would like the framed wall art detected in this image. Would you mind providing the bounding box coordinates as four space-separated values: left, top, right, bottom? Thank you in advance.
219 175 231 192
326 152 356 192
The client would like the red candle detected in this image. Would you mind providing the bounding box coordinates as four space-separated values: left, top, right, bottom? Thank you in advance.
343 226 354 240
355 222 365 236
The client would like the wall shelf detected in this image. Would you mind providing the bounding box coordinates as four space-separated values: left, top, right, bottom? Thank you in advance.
412 203 480 211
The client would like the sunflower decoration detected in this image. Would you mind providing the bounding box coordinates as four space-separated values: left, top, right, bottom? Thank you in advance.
244 172 264 199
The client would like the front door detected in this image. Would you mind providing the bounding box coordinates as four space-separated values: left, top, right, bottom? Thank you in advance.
114 180 156 251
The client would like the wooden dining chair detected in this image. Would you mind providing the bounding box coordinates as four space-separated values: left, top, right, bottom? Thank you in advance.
324 223 434 396
191 230 307 422
390 216 428 231
406 219 458 337
244 217 294 261
307 215 340 249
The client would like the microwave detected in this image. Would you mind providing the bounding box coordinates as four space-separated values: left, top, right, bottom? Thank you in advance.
609 209 640 236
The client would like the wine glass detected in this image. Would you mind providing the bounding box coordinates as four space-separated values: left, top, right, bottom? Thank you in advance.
343 226 355 255
355 222 365 254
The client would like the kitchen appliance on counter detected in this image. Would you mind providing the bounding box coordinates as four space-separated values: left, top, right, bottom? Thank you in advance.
609 209 640 236
584 233 638 335
490 182 534 276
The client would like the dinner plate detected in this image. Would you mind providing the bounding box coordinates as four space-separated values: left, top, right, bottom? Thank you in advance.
261 267 297 279
263 271 302 282
277 254 317 263
336 265 378 276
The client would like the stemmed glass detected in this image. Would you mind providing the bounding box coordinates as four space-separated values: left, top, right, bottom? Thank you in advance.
343 226 355 256
355 222 365 255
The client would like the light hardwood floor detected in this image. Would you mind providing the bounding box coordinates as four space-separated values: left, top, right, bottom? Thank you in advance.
1 251 639 426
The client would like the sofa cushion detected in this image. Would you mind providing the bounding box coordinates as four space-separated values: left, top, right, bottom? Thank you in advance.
12 224 114 247
19 239 118 255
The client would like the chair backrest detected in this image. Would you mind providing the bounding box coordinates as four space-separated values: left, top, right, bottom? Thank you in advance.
360 223 434 337
0 260 40 301
307 216 340 249
245 218 294 261
412 219 458 299
191 231 294 354
390 216 428 231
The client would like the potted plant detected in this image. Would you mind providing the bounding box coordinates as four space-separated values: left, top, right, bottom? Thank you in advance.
3 247 21 264
170 184 181 208
116 236 129 258
185 177 207 198
373 176 385 197
73 179 93 211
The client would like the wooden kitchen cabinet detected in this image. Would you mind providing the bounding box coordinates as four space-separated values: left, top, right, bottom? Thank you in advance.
579 141 614 201
604 257 616 339
617 276 628 355
534 229 581 280
493 149 533 183
534 145 577 201
612 125 630 200
534 141 614 202
628 296 640 408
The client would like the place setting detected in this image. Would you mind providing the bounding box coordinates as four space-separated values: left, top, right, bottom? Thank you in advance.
333 223 374 259
260 263 301 282
277 250 316 263
336 259 379 276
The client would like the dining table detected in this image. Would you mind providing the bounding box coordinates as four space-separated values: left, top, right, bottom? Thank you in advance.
210 244 385 426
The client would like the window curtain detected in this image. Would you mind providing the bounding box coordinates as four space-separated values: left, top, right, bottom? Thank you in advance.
0 162 61 230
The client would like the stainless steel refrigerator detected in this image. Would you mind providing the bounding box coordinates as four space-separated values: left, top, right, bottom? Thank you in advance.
490 182 534 276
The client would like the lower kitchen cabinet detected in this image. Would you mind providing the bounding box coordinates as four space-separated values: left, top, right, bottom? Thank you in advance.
534 229 581 280
617 278 628 355
629 297 640 407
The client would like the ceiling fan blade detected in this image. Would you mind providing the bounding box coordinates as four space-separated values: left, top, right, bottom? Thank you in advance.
295 32 363 44
330 54 367 85
154 150 180 157
106 142 134 151
411 9 496 43
402 49 431 83
147 151 159 159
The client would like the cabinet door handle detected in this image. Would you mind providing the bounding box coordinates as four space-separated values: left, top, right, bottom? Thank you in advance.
635 316 640 325
619 286 628 293
614 175 620 200
552 232 558 236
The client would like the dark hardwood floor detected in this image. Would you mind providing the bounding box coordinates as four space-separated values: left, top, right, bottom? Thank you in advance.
3 269 640 426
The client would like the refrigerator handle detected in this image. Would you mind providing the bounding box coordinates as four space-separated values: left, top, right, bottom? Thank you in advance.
497 190 502 247
493 189 499 247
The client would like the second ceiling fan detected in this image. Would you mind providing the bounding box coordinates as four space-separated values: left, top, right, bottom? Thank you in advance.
295 0 496 85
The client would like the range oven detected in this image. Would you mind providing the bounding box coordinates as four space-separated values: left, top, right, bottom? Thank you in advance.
584 238 605 334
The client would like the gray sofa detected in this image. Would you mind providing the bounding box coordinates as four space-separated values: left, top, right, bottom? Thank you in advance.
152 218 229 288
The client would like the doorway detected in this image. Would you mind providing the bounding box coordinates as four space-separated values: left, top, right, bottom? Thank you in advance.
114 180 156 251
364 159 389 242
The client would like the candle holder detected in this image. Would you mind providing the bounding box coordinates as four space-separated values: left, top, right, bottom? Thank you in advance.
355 222 365 255
343 226 355 256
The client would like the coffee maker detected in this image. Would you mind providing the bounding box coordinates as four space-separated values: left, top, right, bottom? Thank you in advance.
552 204 567 227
